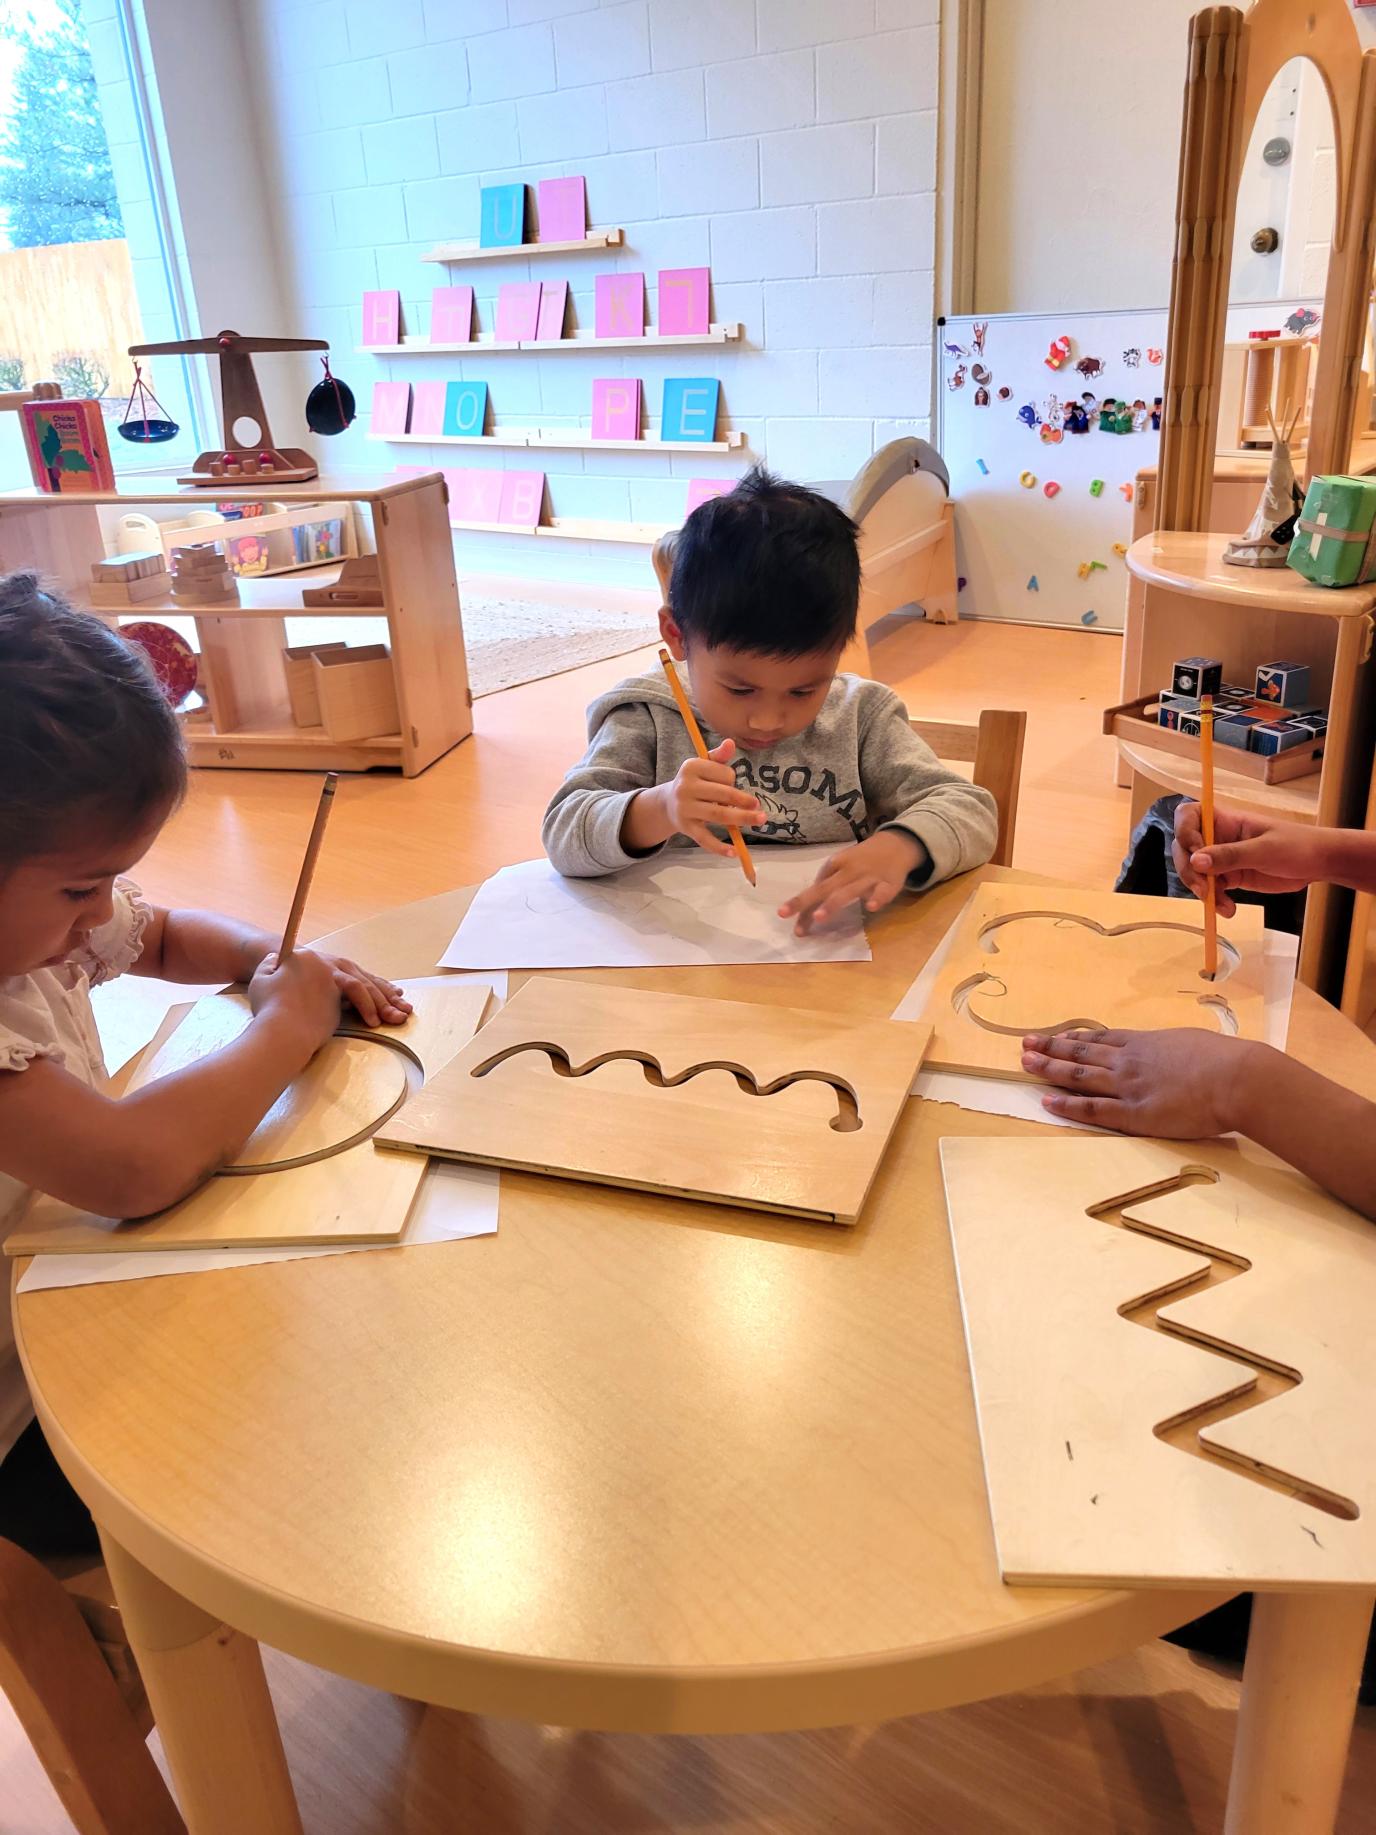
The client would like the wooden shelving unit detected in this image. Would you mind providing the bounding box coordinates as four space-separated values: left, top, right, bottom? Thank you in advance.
1122 530 1376 994
372 428 746 455
422 228 624 264
358 323 744 357
0 472 471 777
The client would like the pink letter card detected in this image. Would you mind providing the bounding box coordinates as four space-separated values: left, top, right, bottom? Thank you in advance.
496 282 543 342
498 470 546 529
370 381 411 435
595 272 645 340
536 176 586 244
361 289 400 348
430 285 474 345
657 267 710 337
686 477 732 514
446 468 504 524
410 380 447 436
534 279 568 342
591 378 642 441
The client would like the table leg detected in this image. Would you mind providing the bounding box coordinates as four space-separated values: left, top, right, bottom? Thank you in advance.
101 1533 303 1835
1224 1588 1374 1834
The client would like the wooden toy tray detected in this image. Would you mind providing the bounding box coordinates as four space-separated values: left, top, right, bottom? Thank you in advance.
1103 695 1324 784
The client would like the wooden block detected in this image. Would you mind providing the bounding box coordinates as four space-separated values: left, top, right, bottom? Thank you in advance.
5 980 489 1256
299 556 383 609
941 1134 1376 1588
376 977 930 1225
88 573 172 607
918 883 1267 1080
92 550 162 583
283 642 347 724
311 643 399 741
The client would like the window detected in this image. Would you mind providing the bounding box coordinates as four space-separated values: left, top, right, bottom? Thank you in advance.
0 0 202 489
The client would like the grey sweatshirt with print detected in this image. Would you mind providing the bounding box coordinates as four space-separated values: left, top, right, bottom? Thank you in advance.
542 665 999 883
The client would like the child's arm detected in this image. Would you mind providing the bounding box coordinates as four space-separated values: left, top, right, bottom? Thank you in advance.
1020 1028 1376 1221
134 907 409 1027
780 693 999 932
0 951 343 1220
542 702 761 876
1173 804 1376 916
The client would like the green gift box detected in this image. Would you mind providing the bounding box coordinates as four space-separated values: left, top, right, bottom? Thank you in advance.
1287 474 1376 588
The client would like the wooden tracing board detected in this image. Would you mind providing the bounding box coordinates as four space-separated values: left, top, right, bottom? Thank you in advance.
376 978 930 1225
920 883 1267 1080
5 979 490 1256
941 1135 1376 1589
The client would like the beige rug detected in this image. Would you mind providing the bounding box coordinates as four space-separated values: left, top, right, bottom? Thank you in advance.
462 590 658 698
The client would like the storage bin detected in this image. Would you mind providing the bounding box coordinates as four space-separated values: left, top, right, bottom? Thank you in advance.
283 641 348 727
311 644 399 741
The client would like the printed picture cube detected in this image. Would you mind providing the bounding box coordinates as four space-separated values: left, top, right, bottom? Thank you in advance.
1178 712 1202 738
1215 713 1261 748
1250 720 1313 757
1158 705 1184 731
1255 661 1311 708
1172 656 1223 699
1158 691 1200 713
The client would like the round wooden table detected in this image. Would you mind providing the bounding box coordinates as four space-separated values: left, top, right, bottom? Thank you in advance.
15 868 1376 1833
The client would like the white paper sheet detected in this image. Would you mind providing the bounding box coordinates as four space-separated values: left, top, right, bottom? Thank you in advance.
17 1160 500 1294
440 846 872 970
894 893 1298 1129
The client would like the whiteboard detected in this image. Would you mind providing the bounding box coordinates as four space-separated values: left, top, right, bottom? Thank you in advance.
938 301 1322 632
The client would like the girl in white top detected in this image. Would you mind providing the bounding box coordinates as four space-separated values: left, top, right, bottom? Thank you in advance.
0 572 410 1554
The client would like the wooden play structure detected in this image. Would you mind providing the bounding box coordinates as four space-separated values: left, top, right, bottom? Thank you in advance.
942 1134 1376 1589
1119 0 1376 1014
377 977 929 1225
919 882 1267 1079
5 980 490 1257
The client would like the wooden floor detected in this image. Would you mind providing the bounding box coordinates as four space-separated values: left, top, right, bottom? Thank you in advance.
13 610 1376 1832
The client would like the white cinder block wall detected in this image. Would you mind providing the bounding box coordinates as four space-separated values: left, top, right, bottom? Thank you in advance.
239 0 940 587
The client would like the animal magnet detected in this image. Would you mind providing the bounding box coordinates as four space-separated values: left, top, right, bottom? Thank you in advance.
1146 347 1164 365
972 320 988 354
1075 355 1105 380
948 365 967 390
971 363 992 385
998 386 1012 400
1017 403 1038 429
1122 347 1142 368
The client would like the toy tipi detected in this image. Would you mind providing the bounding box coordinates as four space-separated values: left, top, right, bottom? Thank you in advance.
1223 408 1303 568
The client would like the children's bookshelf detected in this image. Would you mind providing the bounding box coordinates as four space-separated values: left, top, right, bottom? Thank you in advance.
0 471 471 777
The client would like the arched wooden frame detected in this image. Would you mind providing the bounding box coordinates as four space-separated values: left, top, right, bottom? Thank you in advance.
1157 0 1376 532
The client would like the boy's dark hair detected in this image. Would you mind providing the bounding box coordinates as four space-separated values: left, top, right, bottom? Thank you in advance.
668 465 860 657
0 571 187 867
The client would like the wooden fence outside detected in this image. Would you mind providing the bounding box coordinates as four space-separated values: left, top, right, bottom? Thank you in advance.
0 238 145 398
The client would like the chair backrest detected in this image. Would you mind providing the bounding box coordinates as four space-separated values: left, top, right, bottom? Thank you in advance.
910 709 1026 869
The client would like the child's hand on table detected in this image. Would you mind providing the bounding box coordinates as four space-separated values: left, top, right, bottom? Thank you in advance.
313 953 411 1027
1172 802 1323 917
662 738 765 859
1019 1026 1246 1136
778 831 926 935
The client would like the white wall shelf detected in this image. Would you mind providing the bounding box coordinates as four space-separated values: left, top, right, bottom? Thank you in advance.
450 515 669 546
421 228 625 264
372 429 745 455
358 323 744 357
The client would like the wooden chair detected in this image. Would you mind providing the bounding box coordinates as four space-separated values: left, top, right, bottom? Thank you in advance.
910 710 1027 869
0 1537 184 1832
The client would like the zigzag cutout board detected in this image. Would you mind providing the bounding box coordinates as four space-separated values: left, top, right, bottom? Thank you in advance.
920 882 1268 1081
941 1135 1376 1589
377 977 930 1225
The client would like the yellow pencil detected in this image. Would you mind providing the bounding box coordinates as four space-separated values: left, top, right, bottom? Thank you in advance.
658 647 757 887
1199 696 1217 979
279 773 338 961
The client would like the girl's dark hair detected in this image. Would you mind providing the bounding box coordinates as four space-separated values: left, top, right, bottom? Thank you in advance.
0 571 187 866
667 464 861 658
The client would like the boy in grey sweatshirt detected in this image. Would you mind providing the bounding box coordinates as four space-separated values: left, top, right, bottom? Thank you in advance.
542 467 999 933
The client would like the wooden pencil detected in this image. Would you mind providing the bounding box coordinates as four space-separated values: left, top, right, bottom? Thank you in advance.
657 647 757 886
279 773 338 961
1199 696 1217 978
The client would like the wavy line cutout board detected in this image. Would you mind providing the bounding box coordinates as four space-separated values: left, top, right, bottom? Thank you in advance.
941 1135 1376 1588
376 977 930 1225
919 882 1267 1080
